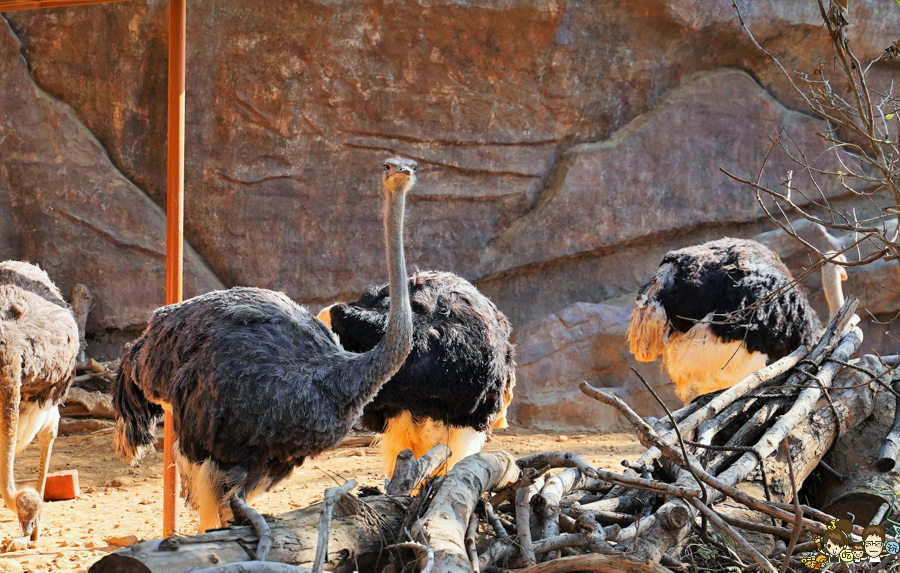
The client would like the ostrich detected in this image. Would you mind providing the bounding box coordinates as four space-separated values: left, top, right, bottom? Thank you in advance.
627 238 847 403
113 157 416 559
0 261 79 544
317 271 516 477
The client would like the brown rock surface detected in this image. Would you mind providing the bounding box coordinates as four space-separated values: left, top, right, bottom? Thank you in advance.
4 1 894 318
0 1 898 428
0 18 223 337
511 298 678 431
485 69 847 273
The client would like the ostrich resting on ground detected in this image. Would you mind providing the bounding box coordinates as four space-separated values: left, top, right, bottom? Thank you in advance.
317 270 516 477
113 157 416 560
0 262 78 546
627 238 847 403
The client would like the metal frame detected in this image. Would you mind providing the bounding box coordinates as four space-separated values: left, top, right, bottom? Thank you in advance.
0 0 184 537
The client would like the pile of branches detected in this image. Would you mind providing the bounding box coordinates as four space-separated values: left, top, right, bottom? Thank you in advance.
471 298 895 573
92 297 900 573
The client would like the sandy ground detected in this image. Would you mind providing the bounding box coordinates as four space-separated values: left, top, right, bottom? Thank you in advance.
0 426 641 572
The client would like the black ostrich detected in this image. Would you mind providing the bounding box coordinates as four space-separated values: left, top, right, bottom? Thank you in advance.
113 157 416 559
627 238 847 403
0 261 79 545
317 271 516 477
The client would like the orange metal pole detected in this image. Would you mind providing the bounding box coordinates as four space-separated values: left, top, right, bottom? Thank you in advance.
0 0 134 12
164 0 186 538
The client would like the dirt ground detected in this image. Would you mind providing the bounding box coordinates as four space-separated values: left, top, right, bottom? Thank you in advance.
0 426 641 572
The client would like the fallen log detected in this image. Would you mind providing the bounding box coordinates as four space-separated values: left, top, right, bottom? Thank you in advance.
88 495 411 573
60 387 115 419
812 355 900 524
386 444 451 496
412 451 520 573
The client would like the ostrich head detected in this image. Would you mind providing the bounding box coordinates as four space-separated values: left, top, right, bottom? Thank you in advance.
15 488 41 537
383 157 418 195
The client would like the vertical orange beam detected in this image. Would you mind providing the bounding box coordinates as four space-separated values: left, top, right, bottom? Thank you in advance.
164 0 186 538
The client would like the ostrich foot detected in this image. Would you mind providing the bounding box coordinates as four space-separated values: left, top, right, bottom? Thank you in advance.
1 535 33 553
230 496 272 561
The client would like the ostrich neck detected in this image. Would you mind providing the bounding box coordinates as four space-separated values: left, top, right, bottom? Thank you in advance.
0 359 20 508
339 188 412 416
822 263 845 319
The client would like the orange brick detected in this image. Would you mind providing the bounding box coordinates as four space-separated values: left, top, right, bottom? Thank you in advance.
43 470 79 501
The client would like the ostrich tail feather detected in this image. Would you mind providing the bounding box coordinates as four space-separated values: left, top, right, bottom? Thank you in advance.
627 280 668 362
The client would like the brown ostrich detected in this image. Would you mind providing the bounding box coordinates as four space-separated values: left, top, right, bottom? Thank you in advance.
0 261 79 545
113 157 416 561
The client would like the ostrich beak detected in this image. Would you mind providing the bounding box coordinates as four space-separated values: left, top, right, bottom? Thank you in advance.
20 516 35 537
317 305 334 328
839 267 848 281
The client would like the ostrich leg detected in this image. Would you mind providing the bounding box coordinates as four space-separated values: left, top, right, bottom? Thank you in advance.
0 381 20 516
230 494 272 561
0 370 30 550
31 409 60 541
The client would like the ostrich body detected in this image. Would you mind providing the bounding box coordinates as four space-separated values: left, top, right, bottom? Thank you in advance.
317 271 516 477
0 261 78 543
627 238 846 403
113 158 415 557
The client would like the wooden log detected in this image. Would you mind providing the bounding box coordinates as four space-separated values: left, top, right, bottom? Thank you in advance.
538 468 588 560
412 452 519 573
629 460 696 564
714 323 863 494
88 495 412 573
60 388 115 419
58 417 114 436
507 553 669 573
516 481 540 567
812 355 900 524
312 481 357 573
876 380 900 471
386 445 451 496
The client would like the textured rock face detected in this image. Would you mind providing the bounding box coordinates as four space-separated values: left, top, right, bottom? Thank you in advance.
511 223 879 431
510 298 678 431
0 20 222 335
1 1 898 429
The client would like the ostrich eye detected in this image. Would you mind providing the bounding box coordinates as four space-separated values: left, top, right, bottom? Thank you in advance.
384 164 391 172
411 165 417 172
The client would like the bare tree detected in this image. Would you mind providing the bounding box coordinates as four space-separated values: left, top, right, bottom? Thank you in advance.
723 0 900 276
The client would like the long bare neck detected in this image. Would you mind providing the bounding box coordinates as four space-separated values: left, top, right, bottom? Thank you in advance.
339 188 412 416
0 355 21 508
822 262 845 319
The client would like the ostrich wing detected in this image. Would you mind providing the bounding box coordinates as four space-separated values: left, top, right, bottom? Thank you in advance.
652 239 821 361
131 287 362 470
328 272 514 432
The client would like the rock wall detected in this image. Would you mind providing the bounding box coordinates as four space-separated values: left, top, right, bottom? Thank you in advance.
1 0 898 430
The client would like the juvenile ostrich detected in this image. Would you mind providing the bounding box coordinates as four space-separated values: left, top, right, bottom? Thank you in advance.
113 157 416 559
627 238 847 403
317 271 516 477
0 261 78 544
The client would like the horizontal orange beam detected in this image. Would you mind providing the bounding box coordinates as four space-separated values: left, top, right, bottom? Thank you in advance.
0 0 134 12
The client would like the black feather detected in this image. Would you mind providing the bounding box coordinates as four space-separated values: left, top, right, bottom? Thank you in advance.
113 287 381 503
327 271 515 433
640 238 822 361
